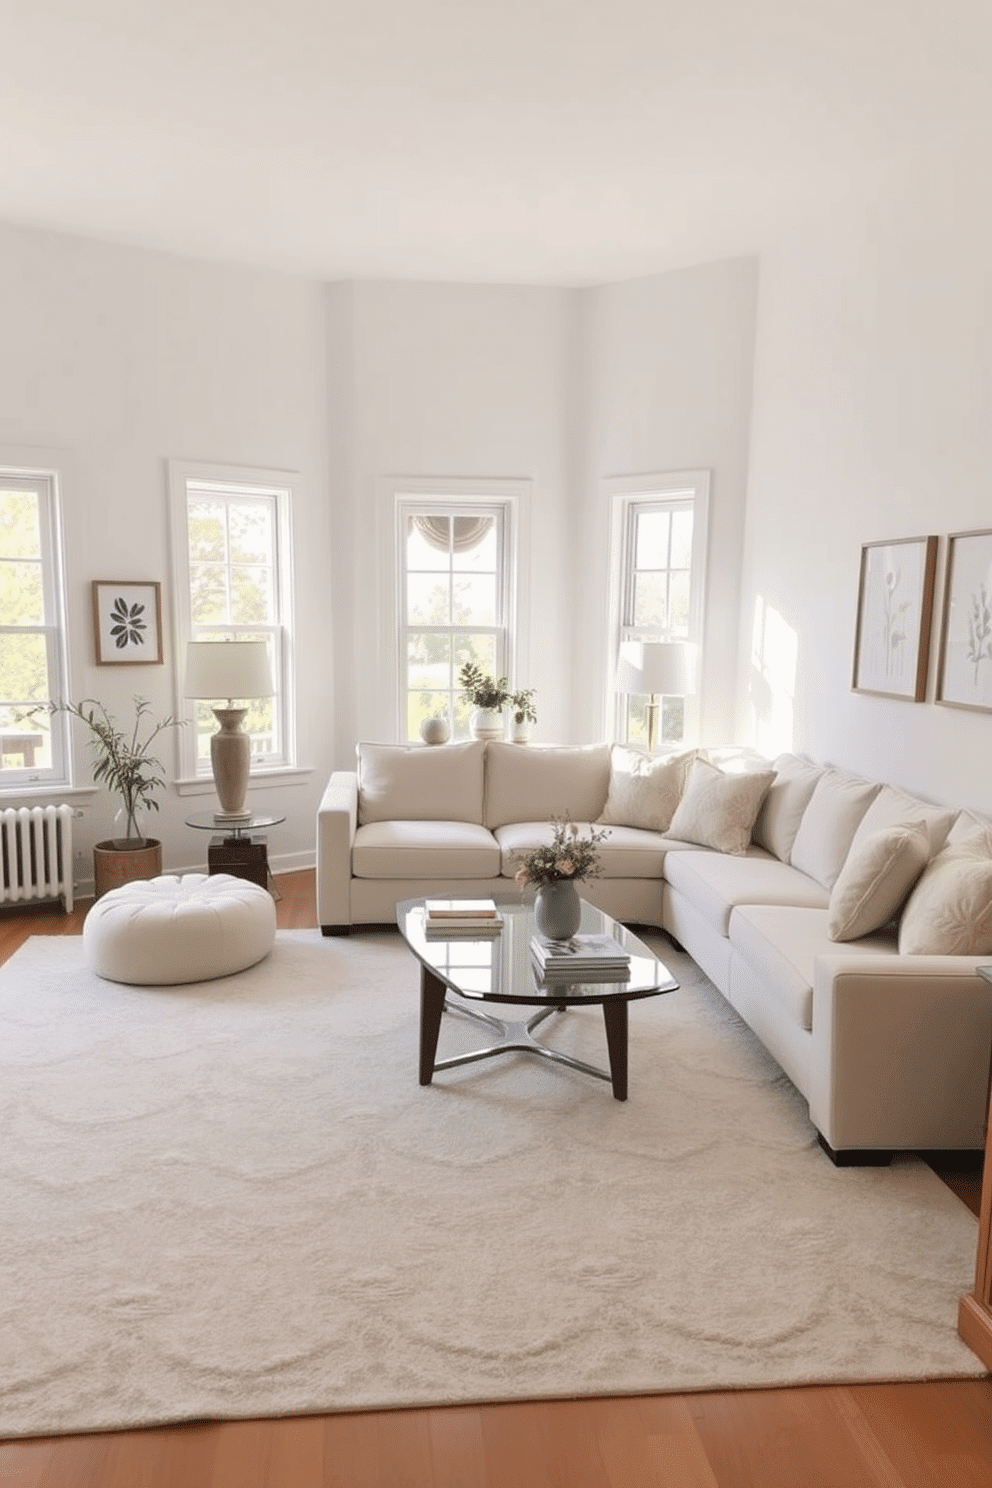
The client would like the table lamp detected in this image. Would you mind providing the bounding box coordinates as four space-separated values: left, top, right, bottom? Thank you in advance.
184 640 274 822
616 640 696 752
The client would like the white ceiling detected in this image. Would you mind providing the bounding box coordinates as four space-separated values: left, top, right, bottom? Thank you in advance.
2 0 990 286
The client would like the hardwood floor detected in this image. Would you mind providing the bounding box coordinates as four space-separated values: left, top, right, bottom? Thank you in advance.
1 870 990 1486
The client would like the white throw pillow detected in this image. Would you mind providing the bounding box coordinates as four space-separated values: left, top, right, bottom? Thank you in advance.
666 757 775 855
752 754 824 862
898 832 992 955
598 746 696 833
827 821 930 942
789 769 881 890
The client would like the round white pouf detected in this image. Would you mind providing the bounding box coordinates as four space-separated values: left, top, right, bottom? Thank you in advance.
84 872 277 985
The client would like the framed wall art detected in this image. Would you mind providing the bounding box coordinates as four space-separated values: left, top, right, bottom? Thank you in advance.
91 580 164 665
936 529 992 712
851 535 937 701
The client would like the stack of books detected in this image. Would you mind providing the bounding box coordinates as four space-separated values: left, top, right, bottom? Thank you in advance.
424 898 504 937
531 932 631 982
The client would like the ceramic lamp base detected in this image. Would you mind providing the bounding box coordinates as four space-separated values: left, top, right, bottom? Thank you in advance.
210 707 252 820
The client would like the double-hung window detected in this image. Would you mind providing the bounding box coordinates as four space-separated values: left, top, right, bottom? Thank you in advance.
610 472 709 748
0 464 70 787
170 462 295 782
397 487 518 742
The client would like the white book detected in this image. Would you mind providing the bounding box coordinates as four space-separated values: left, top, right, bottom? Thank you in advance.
531 932 629 968
424 897 499 919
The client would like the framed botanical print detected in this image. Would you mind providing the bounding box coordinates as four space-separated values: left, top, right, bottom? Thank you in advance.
851 535 937 701
92 581 164 665
936 529 992 712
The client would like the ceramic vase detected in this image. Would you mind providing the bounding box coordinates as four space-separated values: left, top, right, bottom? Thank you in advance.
469 707 505 741
420 716 450 746
534 879 582 941
511 718 531 744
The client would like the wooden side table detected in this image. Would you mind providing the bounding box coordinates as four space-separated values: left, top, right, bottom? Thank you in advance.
957 965 992 1368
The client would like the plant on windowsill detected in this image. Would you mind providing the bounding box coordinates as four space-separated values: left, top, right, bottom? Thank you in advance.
458 661 511 740
48 697 183 897
509 687 537 743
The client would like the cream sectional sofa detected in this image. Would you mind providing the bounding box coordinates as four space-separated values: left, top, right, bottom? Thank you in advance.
316 739 992 1163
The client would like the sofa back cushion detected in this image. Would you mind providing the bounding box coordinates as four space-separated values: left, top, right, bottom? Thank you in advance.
357 740 485 825
666 756 775 855
752 754 824 862
788 768 881 890
847 784 956 861
597 745 697 832
484 742 611 830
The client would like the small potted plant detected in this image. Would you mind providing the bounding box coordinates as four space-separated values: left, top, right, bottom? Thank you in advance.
51 696 182 897
458 661 510 740
514 815 610 939
509 687 537 744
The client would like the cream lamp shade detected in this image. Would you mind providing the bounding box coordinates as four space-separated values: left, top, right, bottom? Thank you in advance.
616 640 696 752
184 641 274 823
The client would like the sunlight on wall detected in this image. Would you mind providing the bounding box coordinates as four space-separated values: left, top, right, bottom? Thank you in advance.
748 595 798 756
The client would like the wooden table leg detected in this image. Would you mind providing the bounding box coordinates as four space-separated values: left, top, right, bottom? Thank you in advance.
419 967 447 1085
602 999 629 1101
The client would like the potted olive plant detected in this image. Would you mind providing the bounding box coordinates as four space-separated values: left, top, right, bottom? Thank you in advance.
458 662 511 740
53 697 182 897
509 687 537 743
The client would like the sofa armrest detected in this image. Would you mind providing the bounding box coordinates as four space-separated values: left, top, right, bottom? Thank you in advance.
316 771 358 932
808 953 992 1153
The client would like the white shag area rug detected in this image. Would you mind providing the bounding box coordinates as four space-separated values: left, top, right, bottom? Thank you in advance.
0 929 984 1439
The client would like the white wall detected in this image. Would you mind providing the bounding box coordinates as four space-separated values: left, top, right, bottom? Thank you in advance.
739 161 992 813
576 258 759 744
325 280 578 755
0 220 331 881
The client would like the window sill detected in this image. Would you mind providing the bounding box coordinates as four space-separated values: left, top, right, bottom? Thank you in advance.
173 766 313 798
0 784 98 802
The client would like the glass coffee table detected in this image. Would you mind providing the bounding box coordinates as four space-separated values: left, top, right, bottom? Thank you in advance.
397 895 678 1101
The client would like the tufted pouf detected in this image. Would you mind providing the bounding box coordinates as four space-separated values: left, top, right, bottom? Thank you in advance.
83 872 277 985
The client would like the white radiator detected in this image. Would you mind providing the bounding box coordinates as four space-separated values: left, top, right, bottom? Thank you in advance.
0 805 75 912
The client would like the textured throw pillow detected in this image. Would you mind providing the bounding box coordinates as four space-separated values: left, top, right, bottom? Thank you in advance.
898 832 992 955
666 757 775 855
827 821 930 942
598 746 696 832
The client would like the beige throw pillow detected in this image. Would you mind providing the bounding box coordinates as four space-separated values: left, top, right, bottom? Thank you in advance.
827 821 930 942
598 746 696 832
667 757 775 855
898 832 992 955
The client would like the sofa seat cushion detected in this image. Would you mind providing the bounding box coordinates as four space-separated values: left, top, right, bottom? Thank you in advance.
352 821 500 879
665 849 829 938
484 742 611 830
495 820 688 880
730 905 897 1032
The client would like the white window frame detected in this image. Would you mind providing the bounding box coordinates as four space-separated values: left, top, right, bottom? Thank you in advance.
0 456 71 791
605 470 710 745
168 460 297 790
390 478 528 742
